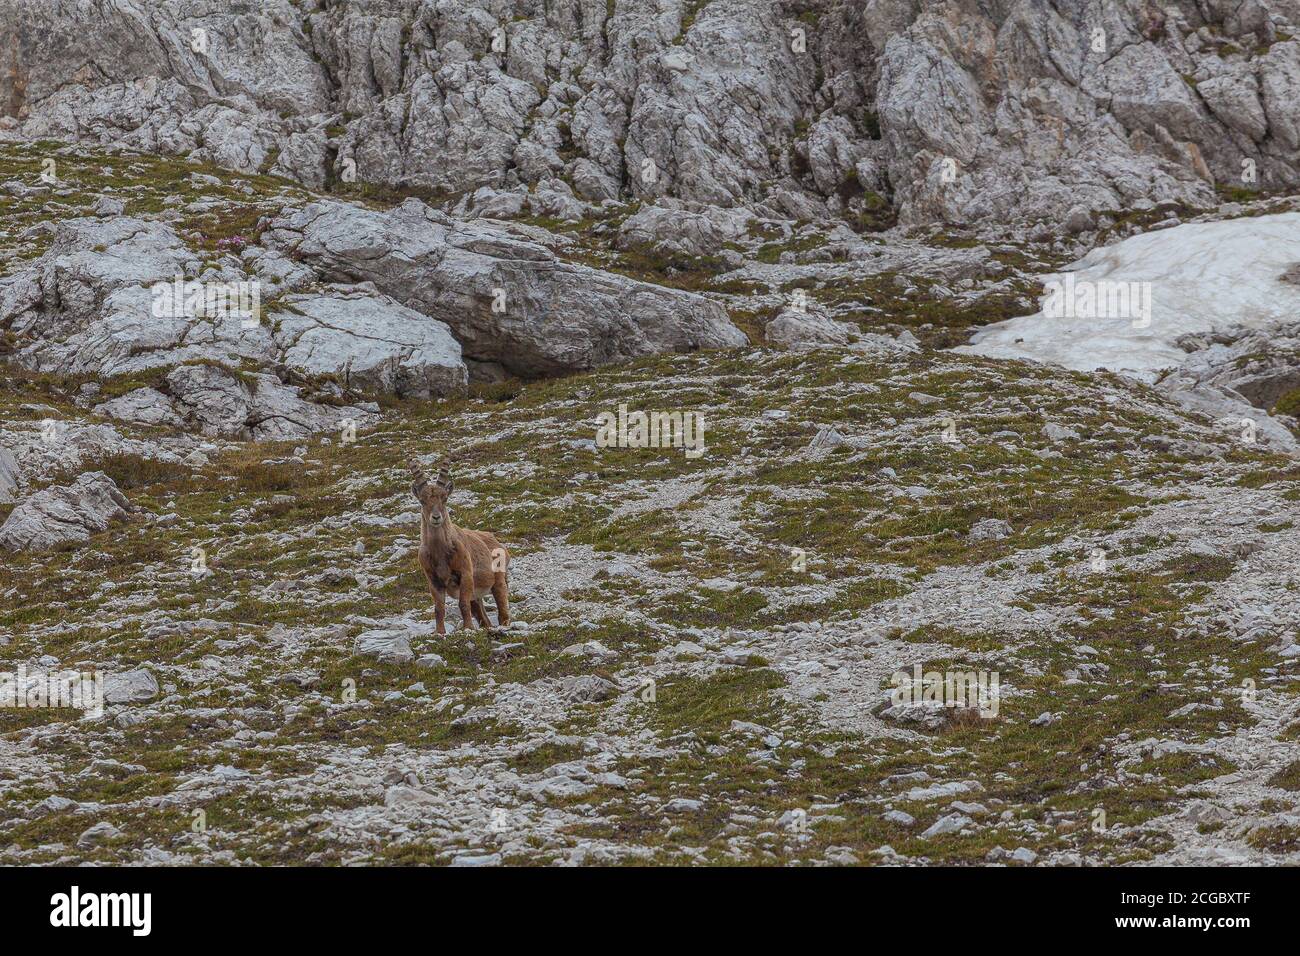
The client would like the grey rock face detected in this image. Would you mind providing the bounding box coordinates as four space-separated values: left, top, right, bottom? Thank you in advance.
0 471 132 552
2 217 201 378
1 216 463 439
8 1 1297 225
263 199 747 377
6 217 471 402
2 216 264 380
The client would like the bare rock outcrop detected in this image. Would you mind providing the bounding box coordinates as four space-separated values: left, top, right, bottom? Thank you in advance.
262 198 748 377
271 289 469 398
0 214 472 438
0 471 132 552
7 1 1300 226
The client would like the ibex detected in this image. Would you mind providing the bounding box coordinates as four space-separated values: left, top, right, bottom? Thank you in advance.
410 464 511 635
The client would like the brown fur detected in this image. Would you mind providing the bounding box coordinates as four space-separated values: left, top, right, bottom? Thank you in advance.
410 464 511 635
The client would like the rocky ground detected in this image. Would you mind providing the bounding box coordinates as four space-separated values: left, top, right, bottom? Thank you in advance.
2 142 1299 865
3 0 1300 867
4 319 1300 865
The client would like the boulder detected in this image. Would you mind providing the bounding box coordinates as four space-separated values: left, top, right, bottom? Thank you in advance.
264 199 748 377
765 308 859 349
96 387 186 428
103 668 159 705
4 220 465 417
354 628 415 665
0 471 132 552
163 364 373 442
615 202 752 259
1 217 262 379
271 289 468 398
968 518 1013 542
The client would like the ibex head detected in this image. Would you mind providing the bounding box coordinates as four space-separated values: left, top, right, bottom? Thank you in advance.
410 462 454 526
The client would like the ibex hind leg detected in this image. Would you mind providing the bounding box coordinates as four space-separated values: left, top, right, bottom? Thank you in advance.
471 598 492 629
491 575 511 627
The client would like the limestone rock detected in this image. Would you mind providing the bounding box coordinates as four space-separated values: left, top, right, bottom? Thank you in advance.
264 199 747 377
0 446 18 502
97 387 186 429
103 668 159 705
271 289 468 399
163 364 372 442
354 628 415 665
765 309 858 349
6 0 1300 228
615 203 752 259
0 471 132 552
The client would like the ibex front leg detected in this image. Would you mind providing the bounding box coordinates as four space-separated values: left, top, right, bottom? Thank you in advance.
420 554 448 636
434 585 448 635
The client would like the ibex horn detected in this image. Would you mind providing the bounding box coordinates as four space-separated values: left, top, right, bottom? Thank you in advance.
436 466 452 488
409 462 429 492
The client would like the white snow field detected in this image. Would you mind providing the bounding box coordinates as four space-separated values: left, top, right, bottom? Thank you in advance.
959 212 1300 379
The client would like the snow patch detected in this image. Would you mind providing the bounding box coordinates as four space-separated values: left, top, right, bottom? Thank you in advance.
959 213 1300 379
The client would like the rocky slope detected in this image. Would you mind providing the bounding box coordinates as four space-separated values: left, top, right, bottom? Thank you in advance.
3 1 1300 868
4 331 1300 865
6 0 1300 229
0 143 1298 864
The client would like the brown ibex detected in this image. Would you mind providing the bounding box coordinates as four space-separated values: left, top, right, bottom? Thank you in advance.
410 464 511 635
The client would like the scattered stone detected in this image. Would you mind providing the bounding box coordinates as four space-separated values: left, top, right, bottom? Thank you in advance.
968 518 1013 542
1042 422 1081 442
920 813 973 838
384 786 439 807
103 669 159 705
664 798 704 813
354 629 415 665
77 821 122 848
559 640 617 662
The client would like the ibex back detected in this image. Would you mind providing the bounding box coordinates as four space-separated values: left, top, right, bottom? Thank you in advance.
410 464 511 635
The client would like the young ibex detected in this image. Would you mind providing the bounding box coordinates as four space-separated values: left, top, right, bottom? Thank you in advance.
410 464 511 635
